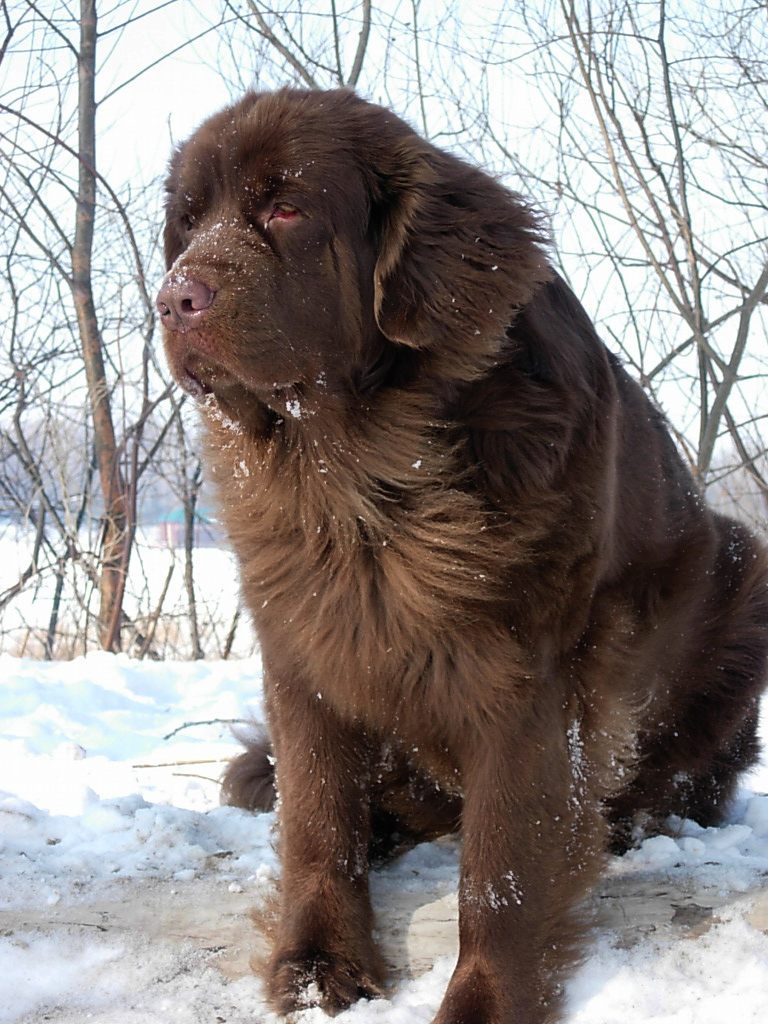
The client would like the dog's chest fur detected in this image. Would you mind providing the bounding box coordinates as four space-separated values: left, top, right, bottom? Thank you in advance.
203 397 544 730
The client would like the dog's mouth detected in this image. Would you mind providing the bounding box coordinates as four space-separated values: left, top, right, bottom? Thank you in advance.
180 365 214 398
180 356 257 403
172 351 227 400
177 355 307 428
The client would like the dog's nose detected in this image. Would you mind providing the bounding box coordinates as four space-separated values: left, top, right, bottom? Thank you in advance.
156 275 215 330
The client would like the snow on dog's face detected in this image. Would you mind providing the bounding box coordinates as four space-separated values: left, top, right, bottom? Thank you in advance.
157 88 549 428
157 90 379 421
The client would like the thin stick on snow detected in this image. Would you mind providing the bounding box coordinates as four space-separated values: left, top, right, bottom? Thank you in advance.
163 717 251 741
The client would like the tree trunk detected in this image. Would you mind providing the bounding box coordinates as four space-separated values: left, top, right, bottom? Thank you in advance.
72 0 130 651
183 462 204 661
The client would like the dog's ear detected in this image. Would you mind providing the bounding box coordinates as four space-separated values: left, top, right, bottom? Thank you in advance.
162 146 188 269
368 131 552 381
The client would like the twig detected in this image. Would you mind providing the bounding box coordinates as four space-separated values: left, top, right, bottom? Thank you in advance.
222 607 241 660
348 0 371 87
243 0 320 88
132 758 229 769
137 560 175 660
163 717 251 741
171 772 222 784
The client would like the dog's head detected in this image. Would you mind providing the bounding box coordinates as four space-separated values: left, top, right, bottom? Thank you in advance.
158 88 550 421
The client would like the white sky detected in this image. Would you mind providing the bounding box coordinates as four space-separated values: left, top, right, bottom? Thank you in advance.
95 5 235 184
2 1 765 477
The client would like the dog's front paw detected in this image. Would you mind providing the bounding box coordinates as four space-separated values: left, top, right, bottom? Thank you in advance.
267 946 384 1016
432 970 499 1024
433 960 542 1024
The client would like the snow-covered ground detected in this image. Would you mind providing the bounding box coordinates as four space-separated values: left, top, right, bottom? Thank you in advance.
1 652 767 1023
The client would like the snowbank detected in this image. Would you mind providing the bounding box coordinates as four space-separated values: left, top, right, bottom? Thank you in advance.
0 653 766 1022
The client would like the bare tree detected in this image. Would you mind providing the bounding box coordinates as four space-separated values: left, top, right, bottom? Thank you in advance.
72 0 131 650
0 1 188 653
478 1 767 506
1 1 764 659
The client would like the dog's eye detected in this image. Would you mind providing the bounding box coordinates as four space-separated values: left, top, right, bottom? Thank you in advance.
268 202 301 224
181 213 195 232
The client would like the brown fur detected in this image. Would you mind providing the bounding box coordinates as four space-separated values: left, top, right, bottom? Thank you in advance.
158 88 768 1023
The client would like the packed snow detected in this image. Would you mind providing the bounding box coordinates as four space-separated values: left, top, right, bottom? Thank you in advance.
1 652 767 1023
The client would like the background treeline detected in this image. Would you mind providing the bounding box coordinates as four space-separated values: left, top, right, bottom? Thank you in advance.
1 0 765 659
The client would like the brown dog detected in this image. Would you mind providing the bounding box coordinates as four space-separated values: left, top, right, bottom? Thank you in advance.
157 88 768 1023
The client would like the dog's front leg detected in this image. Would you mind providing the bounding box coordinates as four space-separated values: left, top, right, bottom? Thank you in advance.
264 680 384 1015
435 694 603 1024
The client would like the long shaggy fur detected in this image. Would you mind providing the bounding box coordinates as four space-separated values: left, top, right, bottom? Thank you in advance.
220 730 275 813
159 88 768 1024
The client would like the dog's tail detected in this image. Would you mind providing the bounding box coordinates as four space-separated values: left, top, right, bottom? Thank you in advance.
220 728 276 812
